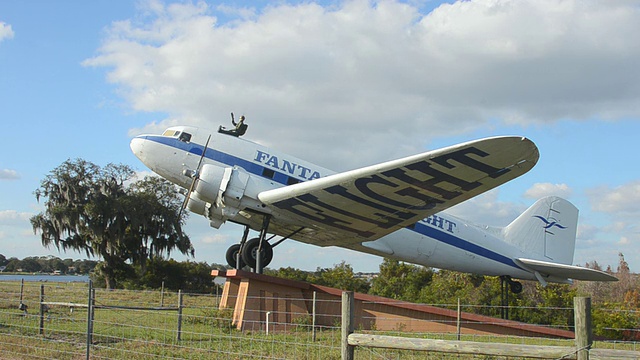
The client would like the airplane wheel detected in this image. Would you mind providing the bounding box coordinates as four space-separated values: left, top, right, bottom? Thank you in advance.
509 280 523 294
225 244 245 269
241 237 273 268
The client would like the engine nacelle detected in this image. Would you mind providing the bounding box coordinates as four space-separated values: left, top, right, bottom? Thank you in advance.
193 164 225 204
192 164 250 226
186 193 206 215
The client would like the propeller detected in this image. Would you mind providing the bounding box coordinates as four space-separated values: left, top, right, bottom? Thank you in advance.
179 134 211 218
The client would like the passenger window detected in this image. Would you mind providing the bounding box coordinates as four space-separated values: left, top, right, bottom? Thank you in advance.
262 168 275 179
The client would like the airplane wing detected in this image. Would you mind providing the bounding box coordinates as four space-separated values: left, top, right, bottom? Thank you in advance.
515 258 618 282
257 136 539 247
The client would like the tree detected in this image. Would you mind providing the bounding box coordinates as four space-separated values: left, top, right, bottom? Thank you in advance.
31 158 193 288
17 257 42 273
123 176 194 274
369 258 433 301
314 261 370 293
265 267 314 282
134 259 216 292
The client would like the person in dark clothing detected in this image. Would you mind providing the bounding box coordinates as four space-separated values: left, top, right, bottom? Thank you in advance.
219 112 248 137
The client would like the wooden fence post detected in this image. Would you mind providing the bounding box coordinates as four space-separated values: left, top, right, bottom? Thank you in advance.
574 296 592 360
342 291 354 360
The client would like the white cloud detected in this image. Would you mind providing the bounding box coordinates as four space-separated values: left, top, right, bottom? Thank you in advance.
576 223 598 243
0 210 32 225
588 180 640 215
0 22 14 43
200 234 228 244
618 236 631 246
84 0 640 171
581 181 640 268
0 169 20 180
524 183 572 199
447 190 525 227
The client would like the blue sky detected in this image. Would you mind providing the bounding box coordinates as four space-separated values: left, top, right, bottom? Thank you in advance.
1 0 639 273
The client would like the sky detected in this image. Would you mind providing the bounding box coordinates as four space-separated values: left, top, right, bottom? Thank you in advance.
1 0 639 274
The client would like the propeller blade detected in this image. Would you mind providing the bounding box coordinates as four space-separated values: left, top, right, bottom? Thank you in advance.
180 134 211 217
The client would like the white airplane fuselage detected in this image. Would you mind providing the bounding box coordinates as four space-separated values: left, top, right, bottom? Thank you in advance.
130 125 581 284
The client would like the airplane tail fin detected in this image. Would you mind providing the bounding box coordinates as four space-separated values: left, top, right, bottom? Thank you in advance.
503 196 578 265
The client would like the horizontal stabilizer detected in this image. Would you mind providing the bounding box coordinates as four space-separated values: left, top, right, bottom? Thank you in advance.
515 258 618 282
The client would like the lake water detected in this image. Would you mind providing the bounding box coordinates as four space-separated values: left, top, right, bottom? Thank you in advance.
0 274 90 282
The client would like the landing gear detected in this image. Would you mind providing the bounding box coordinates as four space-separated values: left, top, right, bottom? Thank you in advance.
509 279 523 294
241 237 273 269
225 244 245 269
224 215 306 274
224 215 273 274
499 276 523 319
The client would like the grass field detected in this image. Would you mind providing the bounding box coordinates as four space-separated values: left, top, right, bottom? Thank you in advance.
0 280 638 359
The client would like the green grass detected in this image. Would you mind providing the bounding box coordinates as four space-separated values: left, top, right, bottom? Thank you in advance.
1 281 638 359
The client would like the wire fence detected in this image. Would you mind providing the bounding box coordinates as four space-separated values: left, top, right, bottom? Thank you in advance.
0 280 638 359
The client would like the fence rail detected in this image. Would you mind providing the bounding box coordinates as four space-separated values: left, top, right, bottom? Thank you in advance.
341 292 639 360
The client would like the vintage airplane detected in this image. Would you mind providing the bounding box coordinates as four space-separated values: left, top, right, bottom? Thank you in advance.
130 120 617 293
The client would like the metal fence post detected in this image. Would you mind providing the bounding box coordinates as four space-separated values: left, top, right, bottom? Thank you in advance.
177 290 183 342
266 311 271 335
19 278 24 305
574 297 592 360
341 291 354 360
39 285 45 335
312 291 317 342
86 280 93 360
457 298 461 341
161 281 165 307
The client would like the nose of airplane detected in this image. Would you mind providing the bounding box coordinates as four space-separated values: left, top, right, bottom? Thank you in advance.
130 136 147 161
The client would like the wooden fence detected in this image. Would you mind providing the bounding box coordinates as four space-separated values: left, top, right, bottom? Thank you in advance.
341 293 639 360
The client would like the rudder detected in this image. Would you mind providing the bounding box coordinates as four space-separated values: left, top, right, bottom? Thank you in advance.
502 196 578 265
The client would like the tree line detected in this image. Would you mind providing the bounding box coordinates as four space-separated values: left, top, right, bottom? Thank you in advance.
264 255 639 341
0 254 97 275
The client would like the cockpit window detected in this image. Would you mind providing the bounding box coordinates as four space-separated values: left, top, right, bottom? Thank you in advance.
162 129 192 143
163 130 180 137
179 132 192 142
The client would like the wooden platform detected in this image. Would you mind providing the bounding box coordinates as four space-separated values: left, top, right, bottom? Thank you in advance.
212 269 575 338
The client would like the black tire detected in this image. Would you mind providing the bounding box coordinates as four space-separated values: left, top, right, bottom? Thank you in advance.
225 244 245 269
509 280 523 294
241 237 273 268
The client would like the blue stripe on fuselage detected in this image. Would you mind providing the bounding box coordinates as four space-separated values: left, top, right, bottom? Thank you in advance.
146 136 297 185
149 135 521 271
412 222 520 270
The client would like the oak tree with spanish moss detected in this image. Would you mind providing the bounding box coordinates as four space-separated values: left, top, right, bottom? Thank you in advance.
31 158 193 289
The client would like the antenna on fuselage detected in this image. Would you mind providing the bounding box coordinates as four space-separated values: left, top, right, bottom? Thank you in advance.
180 134 211 218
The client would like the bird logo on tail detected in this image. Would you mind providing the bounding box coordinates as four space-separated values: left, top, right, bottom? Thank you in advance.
533 215 567 234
